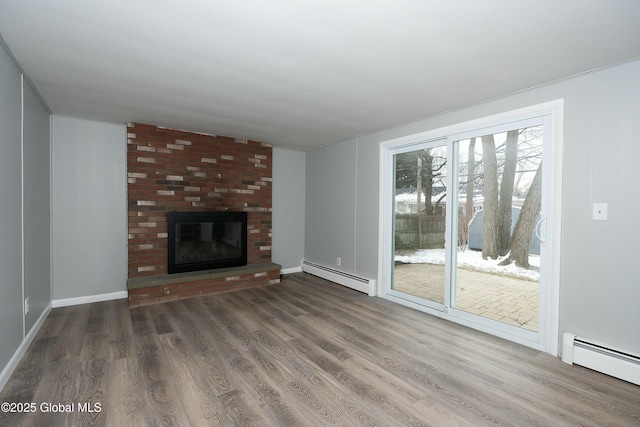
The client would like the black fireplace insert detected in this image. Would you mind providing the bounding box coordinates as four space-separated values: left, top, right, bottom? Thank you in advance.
167 211 247 274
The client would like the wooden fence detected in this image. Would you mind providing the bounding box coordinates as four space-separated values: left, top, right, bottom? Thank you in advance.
395 214 446 249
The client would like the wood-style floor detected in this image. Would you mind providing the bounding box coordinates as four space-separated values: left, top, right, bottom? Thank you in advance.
1 273 638 426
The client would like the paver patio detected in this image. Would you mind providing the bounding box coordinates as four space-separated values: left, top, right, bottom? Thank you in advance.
393 263 539 331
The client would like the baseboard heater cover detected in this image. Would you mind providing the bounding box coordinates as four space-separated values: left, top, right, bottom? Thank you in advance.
562 332 640 386
301 260 376 296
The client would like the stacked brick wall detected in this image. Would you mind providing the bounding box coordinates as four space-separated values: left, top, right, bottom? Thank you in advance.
127 122 273 280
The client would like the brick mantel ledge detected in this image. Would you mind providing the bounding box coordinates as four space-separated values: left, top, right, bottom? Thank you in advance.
127 262 281 307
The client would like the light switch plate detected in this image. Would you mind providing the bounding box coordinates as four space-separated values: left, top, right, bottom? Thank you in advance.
593 203 608 220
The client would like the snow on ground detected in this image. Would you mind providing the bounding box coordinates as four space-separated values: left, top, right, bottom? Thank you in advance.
395 247 540 281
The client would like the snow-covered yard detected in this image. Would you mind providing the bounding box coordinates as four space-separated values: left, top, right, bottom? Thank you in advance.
395 247 540 281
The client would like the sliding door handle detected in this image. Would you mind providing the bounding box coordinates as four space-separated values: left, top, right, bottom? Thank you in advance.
535 215 546 246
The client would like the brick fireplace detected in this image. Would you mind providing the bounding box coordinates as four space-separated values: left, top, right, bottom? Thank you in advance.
126 123 280 306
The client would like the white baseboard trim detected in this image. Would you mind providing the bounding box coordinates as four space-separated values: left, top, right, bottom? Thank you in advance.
52 290 128 308
301 260 376 296
281 266 302 275
0 302 52 391
562 332 640 386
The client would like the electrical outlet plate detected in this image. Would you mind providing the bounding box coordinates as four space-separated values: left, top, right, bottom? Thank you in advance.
593 203 608 220
336 257 342 266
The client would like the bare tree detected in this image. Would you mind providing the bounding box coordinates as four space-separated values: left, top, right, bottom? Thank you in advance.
395 149 439 215
466 137 476 224
481 134 500 259
497 130 518 255
422 151 434 214
459 138 476 247
499 161 542 268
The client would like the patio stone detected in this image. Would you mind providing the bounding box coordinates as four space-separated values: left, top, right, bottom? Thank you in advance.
393 263 539 332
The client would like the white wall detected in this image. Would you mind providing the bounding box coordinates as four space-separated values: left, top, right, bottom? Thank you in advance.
305 138 380 280
0 40 25 379
272 147 306 272
304 58 640 355
0 42 51 390
51 116 127 300
23 79 52 332
305 140 357 272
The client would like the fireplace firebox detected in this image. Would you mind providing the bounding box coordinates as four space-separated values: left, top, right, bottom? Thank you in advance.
167 211 247 274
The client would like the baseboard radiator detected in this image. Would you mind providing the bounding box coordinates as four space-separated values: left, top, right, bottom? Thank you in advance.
301 260 376 296
562 332 640 386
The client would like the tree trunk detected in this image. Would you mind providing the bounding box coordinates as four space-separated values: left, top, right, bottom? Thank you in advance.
460 138 476 247
423 151 433 214
481 135 499 259
497 130 518 255
416 155 423 245
466 138 476 223
499 161 542 268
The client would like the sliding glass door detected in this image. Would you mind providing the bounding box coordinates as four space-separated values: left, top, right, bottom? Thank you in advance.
391 140 448 311
382 105 560 351
450 125 543 334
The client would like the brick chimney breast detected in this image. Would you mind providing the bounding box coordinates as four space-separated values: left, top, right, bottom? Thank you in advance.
126 123 278 306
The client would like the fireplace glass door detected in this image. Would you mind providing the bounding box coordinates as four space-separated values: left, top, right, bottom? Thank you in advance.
168 211 247 273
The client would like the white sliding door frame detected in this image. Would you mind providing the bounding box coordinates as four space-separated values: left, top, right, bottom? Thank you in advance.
378 100 564 355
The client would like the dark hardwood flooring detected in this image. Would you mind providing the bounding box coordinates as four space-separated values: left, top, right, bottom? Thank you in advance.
1 273 639 426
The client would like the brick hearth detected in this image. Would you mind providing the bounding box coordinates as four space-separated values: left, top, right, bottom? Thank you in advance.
127 263 281 306
126 122 279 306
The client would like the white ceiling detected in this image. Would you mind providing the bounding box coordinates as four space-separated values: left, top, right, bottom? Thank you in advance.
1 1 640 151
